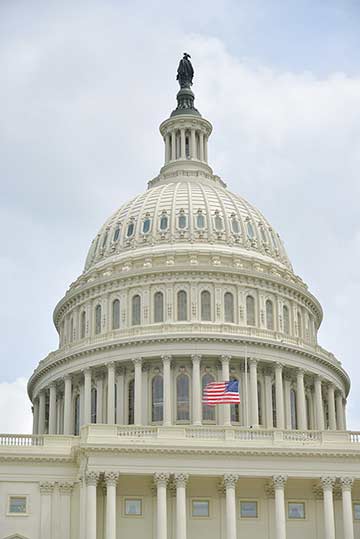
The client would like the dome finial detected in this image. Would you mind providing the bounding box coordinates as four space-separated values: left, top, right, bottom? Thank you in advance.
171 52 200 117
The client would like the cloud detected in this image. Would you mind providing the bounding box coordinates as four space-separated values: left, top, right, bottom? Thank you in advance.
0 379 32 434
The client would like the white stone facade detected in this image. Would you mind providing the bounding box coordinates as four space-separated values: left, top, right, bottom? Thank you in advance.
1 65 359 539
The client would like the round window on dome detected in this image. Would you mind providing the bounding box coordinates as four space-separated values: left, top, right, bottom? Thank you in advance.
127 223 135 237
247 222 255 239
178 214 187 229
196 213 205 229
160 215 168 231
142 218 151 234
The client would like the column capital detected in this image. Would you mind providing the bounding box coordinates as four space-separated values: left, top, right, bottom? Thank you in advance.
274 362 283 372
86 471 100 486
223 473 239 488
153 472 170 487
63 374 72 382
49 382 57 390
39 481 55 494
320 476 336 491
83 367 92 376
161 355 172 364
249 358 257 367
132 357 143 366
272 475 287 489
296 368 305 377
191 354 202 363
340 477 354 491
174 473 189 488
221 354 232 364
107 361 116 370
58 481 74 494
104 471 119 487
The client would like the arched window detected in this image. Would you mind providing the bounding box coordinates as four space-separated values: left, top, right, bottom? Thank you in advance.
201 290 211 321
160 214 168 231
247 221 255 239
224 292 234 323
142 218 151 234
152 375 163 422
176 374 190 421
80 311 86 339
74 395 80 435
177 290 188 321
202 374 215 421
154 292 164 323
178 213 187 229
246 295 256 326
132 295 141 326
112 299 120 330
126 222 134 237
95 304 102 335
214 213 223 231
260 227 267 243
272 384 277 428
196 212 205 229
290 389 297 429
113 226 120 242
91 387 97 423
230 376 240 423
128 379 135 425
266 299 274 330
283 305 290 335
297 311 303 338
257 381 263 425
231 217 241 234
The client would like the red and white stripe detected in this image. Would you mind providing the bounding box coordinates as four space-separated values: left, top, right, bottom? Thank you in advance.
203 381 240 405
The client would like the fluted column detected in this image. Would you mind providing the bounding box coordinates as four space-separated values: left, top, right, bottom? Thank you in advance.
296 369 306 430
340 477 354 539
180 128 186 159
105 472 118 539
162 355 172 426
39 482 54 539
199 132 204 161
283 376 292 430
171 132 176 161
273 475 287 539
249 359 259 427
96 374 104 424
63 375 72 435
86 472 99 539
264 368 273 428
321 477 335 539
38 390 46 435
275 363 284 429
154 473 169 539
48 384 57 435
58 482 73 539
83 368 92 425
33 398 39 434
327 384 336 430
133 358 143 425
221 355 231 426
165 134 171 163
191 354 202 425
190 129 196 159
336 391 345 430
116 368 125 425
224 474 238 539
314 376 324 430
107 362 115 424
175 473 189 539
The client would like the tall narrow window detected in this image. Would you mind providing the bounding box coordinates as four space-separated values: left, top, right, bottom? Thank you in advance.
266 299 274 330
202 374 215 421
176 374 190 421
224 292 234 323
231 217 241 234
95 304 102 335
247 221 255 239
230 376 240 423
257 381 262 425
297 311 303 338
128 379 135 425
290 389 297 429
132 295 141 326
305 395 311 430
112 299 120 330
142 218 151 234
196 212 205 229
178 213 187 229
185 135 190 158
154 291 164 323
91 387 97 423
74 395 80 435
160 214 168 231
214 213 223 231
272 384 277 428
283 305 290 335
152 375 163 422
113 226 120 242
80 310 86 339
201 291 211 321
177 290 187 321
246 295 255 326
127 222 135 237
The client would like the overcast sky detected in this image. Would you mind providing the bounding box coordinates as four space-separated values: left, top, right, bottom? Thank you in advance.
1 0 360 433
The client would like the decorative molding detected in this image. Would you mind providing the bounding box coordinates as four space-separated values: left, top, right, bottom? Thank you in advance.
86 471 100 486
58 481 74 494
223 473 239 489
39 481 55 494
320 476 336 491
174 473 189 488
272 475 287 489
153 472 170 487
340 476 354 491
104 471 119 487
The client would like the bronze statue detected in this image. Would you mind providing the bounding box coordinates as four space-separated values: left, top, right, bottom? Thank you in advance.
176 53 194 89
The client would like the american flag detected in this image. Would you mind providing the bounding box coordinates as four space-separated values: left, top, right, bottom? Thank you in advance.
203 379 240 405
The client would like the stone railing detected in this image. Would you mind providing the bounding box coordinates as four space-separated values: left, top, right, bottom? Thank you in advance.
0 434 44 446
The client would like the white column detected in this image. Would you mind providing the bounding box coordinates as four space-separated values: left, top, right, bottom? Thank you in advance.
133 358 143 425
221 355 231 426
63 375 72 435
342 398 347 430
79 476 86 539
48 384 57 435
33 398 39 434
86 472 99 539
116 368 125 425
58 482 73 539
191 354 202 425
275 363 285 429
336 391 345 430
96 374 104 424
273 475 287 539
84 368 92 425
296 369 306 430
199 132 204 161
107 362 115 424
175 473 189 539
249 359 259 427
340 477 354 539
264 368 273 428
154 473 169 539
321 477 335 539
39 482 54 539
190 129 196 159
284 376 292 430
105 472 118 539
162 355 172 426
38 390 46 435
204 135 208 162
327 384 336 430
180 128 186 159
224 474 238 539
165 134 171 163
171 132 176 161
314 376 324 430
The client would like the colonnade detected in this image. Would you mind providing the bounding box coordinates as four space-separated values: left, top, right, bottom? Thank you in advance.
32 355 347 435
164 127 208 164
77 472 356 539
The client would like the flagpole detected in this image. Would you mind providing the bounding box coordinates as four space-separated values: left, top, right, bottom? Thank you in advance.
244 344 249 427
